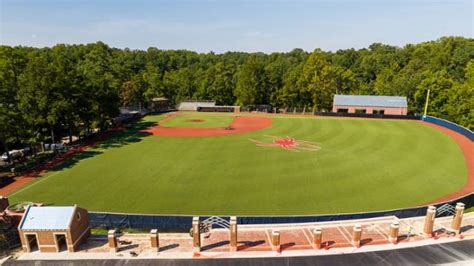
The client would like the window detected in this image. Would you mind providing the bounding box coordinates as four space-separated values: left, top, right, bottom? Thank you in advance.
355 109 366 114
337 108 349 113
373 109 385 115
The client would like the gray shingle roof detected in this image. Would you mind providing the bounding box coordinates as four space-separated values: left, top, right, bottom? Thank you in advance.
333 95 407 108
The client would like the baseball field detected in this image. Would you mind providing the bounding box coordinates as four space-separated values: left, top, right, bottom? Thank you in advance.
8 112 468 215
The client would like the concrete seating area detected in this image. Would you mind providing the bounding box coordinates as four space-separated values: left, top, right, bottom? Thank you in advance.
177 101 216 111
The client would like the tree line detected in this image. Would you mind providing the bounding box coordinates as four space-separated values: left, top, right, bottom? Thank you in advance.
0 36 473 155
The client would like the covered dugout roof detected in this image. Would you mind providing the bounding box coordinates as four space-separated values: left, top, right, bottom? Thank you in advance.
333 95 407 108
19 206 76 230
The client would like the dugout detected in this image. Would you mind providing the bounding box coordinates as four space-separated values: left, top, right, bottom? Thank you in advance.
150 97 170 112
197 106 240 112
18 205 90 252
243 104 272 113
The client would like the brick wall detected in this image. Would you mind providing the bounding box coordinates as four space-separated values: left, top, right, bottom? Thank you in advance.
69 207 91 251
333 105 407 115
19 230 68 252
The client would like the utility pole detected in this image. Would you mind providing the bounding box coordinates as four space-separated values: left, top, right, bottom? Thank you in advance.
423 89 431 116
50 124 55 144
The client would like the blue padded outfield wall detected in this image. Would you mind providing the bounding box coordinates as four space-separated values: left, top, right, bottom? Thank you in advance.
89 193 474 231
422 115 474 141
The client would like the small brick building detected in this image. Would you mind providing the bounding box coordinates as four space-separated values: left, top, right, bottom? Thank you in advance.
332 95 408 115
150 97 170 112
18 205 90 253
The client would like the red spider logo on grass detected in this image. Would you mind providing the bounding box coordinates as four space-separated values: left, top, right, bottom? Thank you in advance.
249 135 321 152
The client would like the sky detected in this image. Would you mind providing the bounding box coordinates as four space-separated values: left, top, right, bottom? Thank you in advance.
0 0 473 53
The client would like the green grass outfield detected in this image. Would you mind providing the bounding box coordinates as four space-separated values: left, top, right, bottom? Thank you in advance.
9 113 468 215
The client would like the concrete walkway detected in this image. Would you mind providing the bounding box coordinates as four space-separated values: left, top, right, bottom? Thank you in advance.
12 213 474 261
6 239 474 265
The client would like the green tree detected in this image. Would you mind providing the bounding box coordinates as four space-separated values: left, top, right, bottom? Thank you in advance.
0 47 29 161
414 71 454 116
299 49 336 110
18 50 57 144
278 63 304 107
235 55 267 105
447 60 474 129
197 62 236 105
142 63 165 102
78 42 119 131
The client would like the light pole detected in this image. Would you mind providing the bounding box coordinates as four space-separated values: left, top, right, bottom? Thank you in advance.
423 89 431 117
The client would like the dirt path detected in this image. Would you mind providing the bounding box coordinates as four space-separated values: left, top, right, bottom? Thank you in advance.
0 128 123 196
142 116 272 137
420 122 474 204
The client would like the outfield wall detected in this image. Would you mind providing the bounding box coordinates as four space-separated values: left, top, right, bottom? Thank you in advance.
88 193 474 231
313 113 472 140
422 115 474 141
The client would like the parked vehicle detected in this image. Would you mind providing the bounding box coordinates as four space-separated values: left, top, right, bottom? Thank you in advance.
1 149 29 162
44 143 66 152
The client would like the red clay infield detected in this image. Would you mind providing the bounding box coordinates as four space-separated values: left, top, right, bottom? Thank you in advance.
420 122 474 204
142 116 272 137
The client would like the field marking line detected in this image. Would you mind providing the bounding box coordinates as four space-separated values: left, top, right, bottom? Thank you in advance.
337 226 352 243
301 228 312 245
8 171 61 197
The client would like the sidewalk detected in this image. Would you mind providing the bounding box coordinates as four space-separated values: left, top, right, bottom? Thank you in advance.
15 212 474 260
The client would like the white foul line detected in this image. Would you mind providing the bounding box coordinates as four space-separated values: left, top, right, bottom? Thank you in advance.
8 171 61 197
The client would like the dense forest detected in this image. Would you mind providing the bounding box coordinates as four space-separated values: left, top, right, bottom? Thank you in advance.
0 36 473 153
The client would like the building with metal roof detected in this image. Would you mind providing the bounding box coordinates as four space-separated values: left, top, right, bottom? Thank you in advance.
18 205 90 253
332 95 408 115
20 206 76 231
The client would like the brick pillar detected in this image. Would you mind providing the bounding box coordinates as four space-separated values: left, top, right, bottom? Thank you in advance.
423 206 436 237
0 196 9 212
150 229 159 252
352 225 362 248
192 217 200 254
229 216 237 252
312 228 322 249
389 222 399 244
108 230 118 252
271 230 281 253
451 203 465 234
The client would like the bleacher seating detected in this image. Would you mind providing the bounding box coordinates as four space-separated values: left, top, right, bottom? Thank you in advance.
178 101 216 111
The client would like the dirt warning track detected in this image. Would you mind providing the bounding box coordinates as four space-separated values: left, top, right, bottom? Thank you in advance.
421 122 474 204
142 116 272 137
